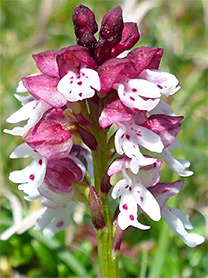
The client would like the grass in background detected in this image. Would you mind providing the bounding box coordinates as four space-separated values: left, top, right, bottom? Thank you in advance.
1 0 207 277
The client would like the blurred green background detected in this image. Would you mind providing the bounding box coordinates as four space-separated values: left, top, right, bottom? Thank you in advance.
0 0 207 277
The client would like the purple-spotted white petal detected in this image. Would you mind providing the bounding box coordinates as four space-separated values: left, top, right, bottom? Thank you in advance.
9 143 47 193
34 203 74 239
57 67 100 102
4 95 51 137
139 69 181 96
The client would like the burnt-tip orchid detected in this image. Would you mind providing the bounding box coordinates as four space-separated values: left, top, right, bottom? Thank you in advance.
3 4 204 278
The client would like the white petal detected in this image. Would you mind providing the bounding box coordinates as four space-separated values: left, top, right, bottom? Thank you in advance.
9 156 47 190
122 139 156 167
162 149 193 177
34 207 54 230
117 83 160 111
149 100 175 116
162 206 204 247
57 71 96 102
133 185 161 221
136 126 164 153
43 203 73 238
169 207 193 229
16 80 28 93
115 126 126 155
111 179 128 199
81 68 101 91
6 100 38 123
5 101 51 136
118 210 150 230
139 69 180 96
128 78 161 98
10 143 37 159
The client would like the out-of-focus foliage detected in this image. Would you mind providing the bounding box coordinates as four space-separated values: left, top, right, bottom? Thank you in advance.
1 0 207 277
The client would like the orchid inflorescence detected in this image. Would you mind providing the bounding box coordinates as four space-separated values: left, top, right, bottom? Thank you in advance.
5 4 204 249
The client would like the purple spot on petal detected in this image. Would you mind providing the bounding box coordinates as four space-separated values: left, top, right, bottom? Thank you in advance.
137 190 140 194
129 214 134 221
132 88 137 92
56 220 64 228
77 81 82 86
130 96 135 101
29 174 35 180
129 187 132 191
157 84 163 89
70 76 74 79
126 134 130 140
121 133 125 139
38 159 42 165
136 131 142 136
123 204 128 210
70 80 73 84
79 92 83 97
140 196 144 202
125 185 129 189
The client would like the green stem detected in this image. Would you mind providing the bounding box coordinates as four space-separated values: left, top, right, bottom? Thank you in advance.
88 99 120 277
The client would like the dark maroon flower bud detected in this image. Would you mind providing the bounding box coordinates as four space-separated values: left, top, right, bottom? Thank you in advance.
89 185 105 230
100 171 111 194
99 6 123 47
128 46 164 75
73 4 98 44
76 124 98 150
25 119 73 160
111 22 141 57
113 217 125 252
80 32 97 57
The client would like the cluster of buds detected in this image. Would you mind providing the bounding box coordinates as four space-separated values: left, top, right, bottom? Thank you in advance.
5 5 204 247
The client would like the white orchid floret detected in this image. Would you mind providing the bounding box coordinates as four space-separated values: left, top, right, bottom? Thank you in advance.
4 93 51 137
9 143 47 194
115 120 164 174
161 206 204 247
57 66 101 102
113 69 180 112
111 169 161 230
34 202 74 239
139 69 181 97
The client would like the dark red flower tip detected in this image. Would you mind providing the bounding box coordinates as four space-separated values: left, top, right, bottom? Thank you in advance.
99 6 124 47
73 4 98 44
111 22 141 57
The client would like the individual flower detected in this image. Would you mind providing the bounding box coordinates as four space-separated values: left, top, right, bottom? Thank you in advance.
108 157 162 230
25 118 73 160
9 143 47 194
4 80 52 137
149 181 204 247
99 98 183 174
